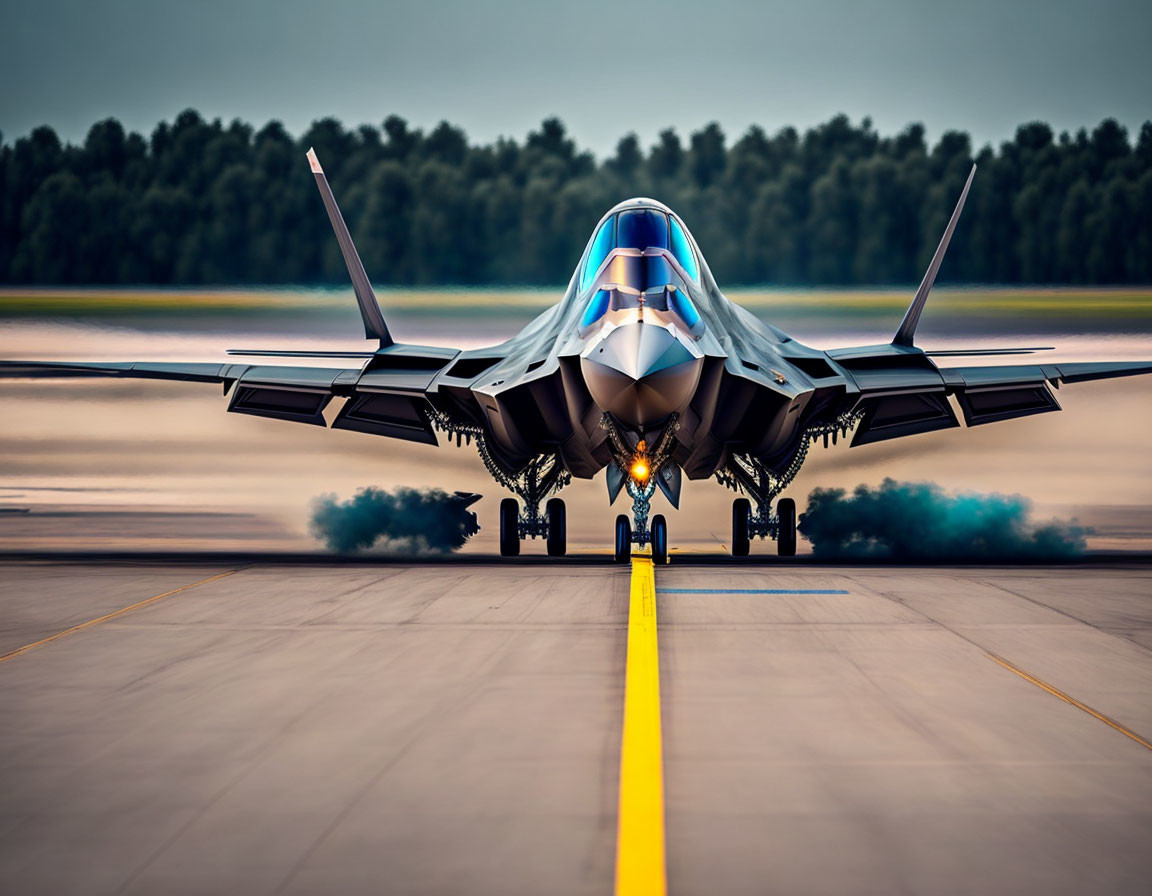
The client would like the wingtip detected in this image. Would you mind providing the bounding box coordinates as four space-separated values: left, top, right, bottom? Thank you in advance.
306 147 323 174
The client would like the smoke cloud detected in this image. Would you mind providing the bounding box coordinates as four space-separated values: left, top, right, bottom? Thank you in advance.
798 478 1088 561
309 487 481 554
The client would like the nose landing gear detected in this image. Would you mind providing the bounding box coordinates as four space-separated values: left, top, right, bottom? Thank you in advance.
614 514 631 563
602 413 679 564
651 514 668 564
610 478 670 563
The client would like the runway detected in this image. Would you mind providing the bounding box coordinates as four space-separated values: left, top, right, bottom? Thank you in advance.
2 559 1151 895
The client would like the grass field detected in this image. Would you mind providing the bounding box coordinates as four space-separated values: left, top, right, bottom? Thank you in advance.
1 286 1150 318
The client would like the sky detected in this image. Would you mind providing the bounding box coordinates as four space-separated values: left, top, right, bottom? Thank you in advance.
1 0 1149 156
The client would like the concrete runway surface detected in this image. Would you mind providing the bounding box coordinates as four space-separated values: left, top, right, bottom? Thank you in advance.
1 559 1151 895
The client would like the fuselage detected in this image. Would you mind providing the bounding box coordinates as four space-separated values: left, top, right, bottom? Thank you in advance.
432 197 849 492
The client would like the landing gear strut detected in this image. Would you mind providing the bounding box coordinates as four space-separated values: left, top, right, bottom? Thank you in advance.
493 454 572 557
730 496 796 556
716 411 863 558
720 452 804 557
609 471 674 563
602 413 680 563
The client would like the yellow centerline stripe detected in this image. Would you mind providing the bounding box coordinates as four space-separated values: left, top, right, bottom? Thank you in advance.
0 569 241 664
615 554 667 896
987 652 1152 753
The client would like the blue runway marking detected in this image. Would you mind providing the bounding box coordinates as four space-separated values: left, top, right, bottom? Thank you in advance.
656 588 849 595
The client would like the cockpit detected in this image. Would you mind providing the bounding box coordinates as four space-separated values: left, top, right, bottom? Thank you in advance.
577 208 703 336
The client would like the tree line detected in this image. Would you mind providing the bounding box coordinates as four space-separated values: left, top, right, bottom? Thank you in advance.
1 110 1149 286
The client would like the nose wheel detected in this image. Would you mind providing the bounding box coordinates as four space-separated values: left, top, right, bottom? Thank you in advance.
614 515 631 563
651 514 668 564
612 481 670 563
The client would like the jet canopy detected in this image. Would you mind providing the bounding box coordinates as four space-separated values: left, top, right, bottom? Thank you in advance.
579 208 700 293
577 206 703 335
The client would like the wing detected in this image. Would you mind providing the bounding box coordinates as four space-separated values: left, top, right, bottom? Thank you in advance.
820 346 1152 446
942 360 1152 428
0 344 462 444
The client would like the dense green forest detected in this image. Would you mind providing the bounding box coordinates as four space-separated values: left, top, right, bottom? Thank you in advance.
1 111 1149 286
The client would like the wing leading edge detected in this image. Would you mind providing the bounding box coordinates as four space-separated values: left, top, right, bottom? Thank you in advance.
0 348 462 444
825 349 1152 447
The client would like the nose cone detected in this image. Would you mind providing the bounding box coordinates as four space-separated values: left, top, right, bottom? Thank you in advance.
580 322 703 428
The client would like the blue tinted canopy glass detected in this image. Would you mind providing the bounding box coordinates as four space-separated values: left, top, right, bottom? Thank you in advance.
669 217 699 282
580 288 612 329
616 210 669 251
580 216 615 292
668 288 700 329
582 208 698 297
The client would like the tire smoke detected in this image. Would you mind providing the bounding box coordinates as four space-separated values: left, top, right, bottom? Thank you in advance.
309 487 481 553
798 478 1088 560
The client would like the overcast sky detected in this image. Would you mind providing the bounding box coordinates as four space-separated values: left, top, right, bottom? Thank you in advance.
2 0 1149 156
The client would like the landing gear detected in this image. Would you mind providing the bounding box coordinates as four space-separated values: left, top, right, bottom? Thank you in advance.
728 495 798 557
499 497 520 557
732 498 751 557
486 453 571 557
614 515 632 563
651 514 668 564
601 413 681 558
776 498 796 556
546 498 566 557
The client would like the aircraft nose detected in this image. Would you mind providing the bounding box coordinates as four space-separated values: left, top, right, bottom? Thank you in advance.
580 322 703 428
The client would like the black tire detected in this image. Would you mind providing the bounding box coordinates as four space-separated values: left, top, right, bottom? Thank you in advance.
732 498 751 557
499 497 520 557
614 514 632 563
651 514 668 564
546 498 566 557
777 497 797 557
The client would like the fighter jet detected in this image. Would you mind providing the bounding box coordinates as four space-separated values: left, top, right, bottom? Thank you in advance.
4 152 1150 561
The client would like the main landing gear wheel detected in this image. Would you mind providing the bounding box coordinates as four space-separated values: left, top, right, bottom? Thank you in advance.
651 514 668 564
614 514 632 563
546 498 566 557
731 498 751 557
499 497 520 557
777 497 797 557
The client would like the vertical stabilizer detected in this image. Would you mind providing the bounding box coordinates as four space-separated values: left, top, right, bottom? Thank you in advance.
306 148 392 346
893 164 976 347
